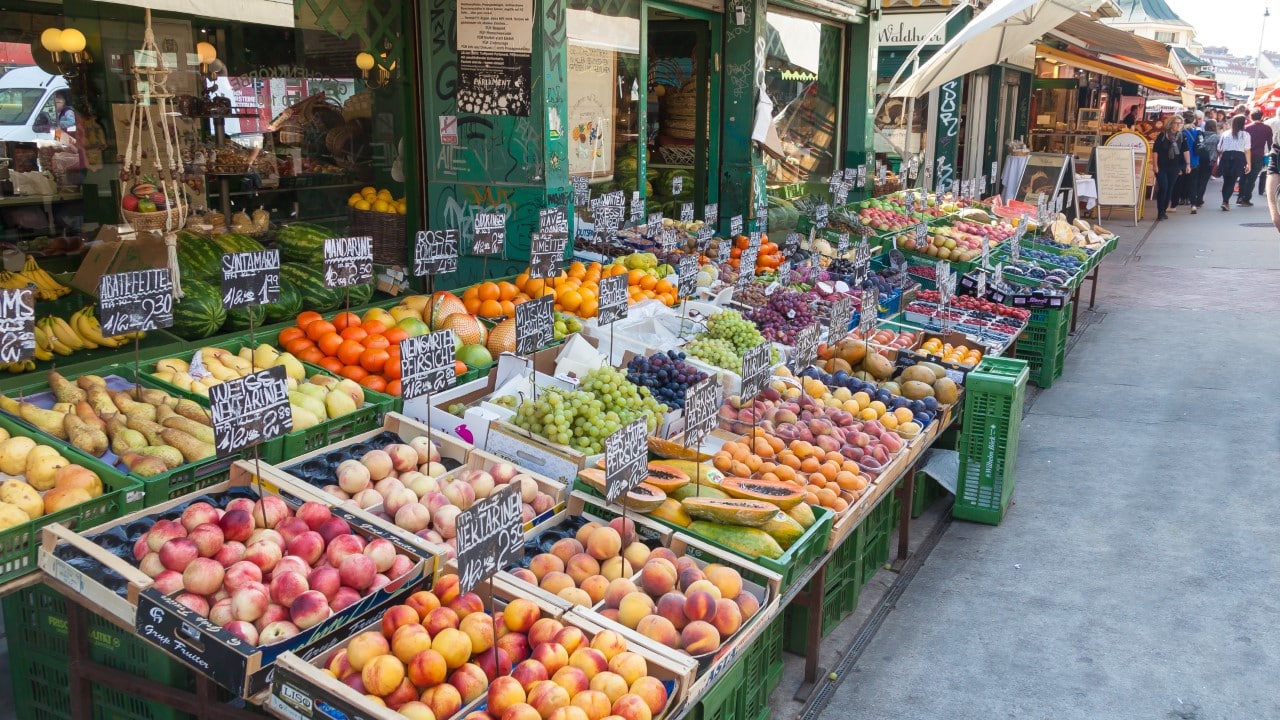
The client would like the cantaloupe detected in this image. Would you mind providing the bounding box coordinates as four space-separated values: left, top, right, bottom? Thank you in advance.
443 313 487 346
486 317 516 355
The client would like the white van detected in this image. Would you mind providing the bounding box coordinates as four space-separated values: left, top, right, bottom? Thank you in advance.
0 66 69 143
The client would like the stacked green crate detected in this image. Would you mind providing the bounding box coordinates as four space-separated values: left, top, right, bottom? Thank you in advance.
690 655 745 720
1013 302 1072 388
911 472 949 518
954 357 1029 525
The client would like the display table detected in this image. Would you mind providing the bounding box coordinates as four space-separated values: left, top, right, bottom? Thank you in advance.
1075 176 1098 210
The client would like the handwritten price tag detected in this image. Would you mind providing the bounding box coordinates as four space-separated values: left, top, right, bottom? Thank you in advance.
221 250 280 310
209 366 292 456
98 269 173 336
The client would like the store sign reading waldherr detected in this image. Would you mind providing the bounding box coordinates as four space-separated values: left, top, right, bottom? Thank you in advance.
221 250 280 309
399 331 457 400
97 268 173 337
472 212 506 255
0 289 35 363
515 294 554 355
683 377 720 445
596 274 628 326
322 236 374 289
455 482 524 593
209 366 292 456
415 229 459 276
605 418 648 503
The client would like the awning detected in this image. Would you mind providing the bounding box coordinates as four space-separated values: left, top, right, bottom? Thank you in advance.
1185 76 1216 96
1036 44 1182 94
891 0 1113 97
1049 15 1170 66
1250 79 1280 105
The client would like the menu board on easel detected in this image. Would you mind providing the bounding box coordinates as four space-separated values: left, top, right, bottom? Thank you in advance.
1103 131 1150 225
1094 145 1139 226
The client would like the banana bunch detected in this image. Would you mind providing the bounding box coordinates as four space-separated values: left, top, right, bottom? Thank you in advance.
25 307 145 365
0 256 72 301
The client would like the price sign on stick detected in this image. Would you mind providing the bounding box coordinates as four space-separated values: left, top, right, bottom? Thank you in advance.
631 192 644 225
878 165 887 186
792 323 819 371
852 240 871 286
681 203 694 223
975 270 987 298
1012 216 1026 262
540 206 569 233
455 483 524 594
472 213 507 255
671 176 683 196
221 250 280 309
777 260 791 286
647 213 663 237
704 203 719 228
683 377 721 446
696 226 713 252
528 232 567 279
730 215 743 236
98 269 173 336
828 295 853 339
605 418 649 503
738 247 758 286
323 236 374 288
981 237 991 270
890 248 907 273
414 229 459 276
572 176 590 206
782 233 801 257
0 289 35 363
837 233 850 257
717 240 732 264
677 256 698 299
597 274 629 326
913 223 928 250
856 165 866 189
757 208 768 232
399 331 457 400
859 286 879 335
815 204 829 229
740 341 772 401
660 228 679 252
834 182 849 205
515 295 554 355
209 366 292 456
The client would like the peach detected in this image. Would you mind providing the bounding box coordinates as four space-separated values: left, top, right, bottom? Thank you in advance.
639 561 677 597
476 646 512 680
528 553 565 581
527 680 571 719
210 597 235 625
269 571 309 606
146 520 186 553
548 708 589 720
421 683 463 720
385 678 421 710
213 541 246 567
384 487 417 517
251 496 290 529
248 528 285 549
647 547 677 565
276 517 311 545
553 626 586 655
188 523 225 558
549 538 584 565
442 480 475 510
628 676 667 716
449 662 489 703
501 703 542 720
308 566 341 602
396 503 432 533
552 665 589 696
676 568 704 593
342 673 366 694
460 611 496 653
585 527 622 562
589 629 628 661
600 557 633 582
540 572 575 596
607 518 635 545
734 591 760 620
558 587 592 607
431 627 473 670
655 592 688 631
274 555 311 578
682 591 717 623
684 580 721 600
711 598 742 637
434 573 461 605
616 593 655 629
603 578 638 609
704 566 742 600
405 590 441 619
181 557 224 596
511 659 550 692
680 621 720 654
332 586 362 612
254 603 289 631
528 618 565 648
292 591 332 629
589 672 629 704
636 615 680 648
337 459 372 493
386 443 419 472
224 620 258 645
392 624 433 664
424 606 460 635
284 531 324 566
347 631 391 672
530 642 569 675
488 675 527 717
622 543 650 569
606 652 647 686
295 501 332 531
397 702 435 720
159 537 199 572
244 541 282 574
231 586 269 622
326 648 352 676
568 646 609 679
574 521 600 546
362 654 406 697
598 608 620 623
448 592 485 619
611 693 653 720
317 516 351 544
223 560 262 592
566 553 601 585
388 554 414 581
175 592 210 617
381 604 421 637
140 553 164 580
353 489 382 509
259 621 300 644
503 597 541 633
361 449 394 481
339 554 377 591
674 556 699 573
570 690 613 720
407 648 448 687
497 630 531 664
181 502 220 531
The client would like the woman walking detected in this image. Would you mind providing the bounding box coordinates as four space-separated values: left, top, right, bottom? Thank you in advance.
1218 114 1251 210
1195 119 1220 210
1153 116 1189 221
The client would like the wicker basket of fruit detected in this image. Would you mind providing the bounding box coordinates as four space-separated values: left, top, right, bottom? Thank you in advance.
121 181 186 232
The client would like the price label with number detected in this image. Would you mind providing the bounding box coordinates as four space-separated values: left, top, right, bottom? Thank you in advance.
221 250 280 309
717 240 732 264
413 229 459 276
859 286 879 335
680 203 694 223
837 233 850 256
529 232 568 279
730 215 743 236
748 231 762 251
683 377 720 445
597 274 629 326
677 256 698 299
671 176 683 196
791 323 819 371
0 289 35 363
98 269 173 337
322 236 374 289
852 240 871 286
914 223 928 250
757 207 768 232
976 270 987 298
631 192 644 224
740 342 771 401
455 483 524 594
828 296 852 339
472 212 507 255
515 295 554 355
696 226 713 252
209 366 292 456
738 247 758 285
605 418 649 503
704 203 718 228
782 233 801 257
815 204 829 229
856 165 866 188
572 176 590 206
399 331 457 400
647 213 663 237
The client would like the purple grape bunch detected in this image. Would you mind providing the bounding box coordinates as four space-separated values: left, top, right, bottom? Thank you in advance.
745 290 817 345
625 350 709 409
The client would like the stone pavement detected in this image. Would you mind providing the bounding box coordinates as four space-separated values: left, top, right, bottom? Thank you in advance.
805 193 1280 719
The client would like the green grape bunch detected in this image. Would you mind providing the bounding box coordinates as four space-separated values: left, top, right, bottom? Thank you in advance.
511 366 668 454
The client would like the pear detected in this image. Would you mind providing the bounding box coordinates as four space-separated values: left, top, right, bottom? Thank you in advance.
291 404 321 431
275 353 304 381
174 400 211 425
85 388 117 417
155 404 176 423
167 371 193 391
51 402 74 414
289 391 326 420
334 379 365 406
0 426 9 443
0 395 20 415
75 401 106 431
153 369 177 383
296 384 327 400
253 344 281 369
134 445 184 469
161 416 214 444
237 347 253 363
155 357 189 374
138 389 175 407
18 402 68 440
118 452 169 477
64 415 107 458
48 371 86 404
189 380 213 397
221 354 252 375
110 427 148 456
204 358 239 382
111 392 155 422
160 428 215 462
76 375 107 391
0 480 41 518
324 389 358 419
0 437 38 475
25 445 68 490
307 375 339 390
126 416 166 446
286 377 299 391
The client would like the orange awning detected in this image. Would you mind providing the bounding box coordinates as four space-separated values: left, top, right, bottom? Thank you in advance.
1037 45 1183 95
1186 76 1216 96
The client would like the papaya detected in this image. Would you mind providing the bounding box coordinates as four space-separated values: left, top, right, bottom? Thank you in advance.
933 377 959 405
900 380 935 400
719 477 805 510
759 511 805 549
647 436 711 462
660 459 721 485
681 497 777 527
899 365 938 385
670 483 730 501
688 520 784 560
649 498 692 527
645 462 691 493
577 469 668 512
786 502 816 529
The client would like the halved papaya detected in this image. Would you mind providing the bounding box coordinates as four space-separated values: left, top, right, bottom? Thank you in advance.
645 461 691 493
648 436 711 461
578 468 668 513
719 477 805 510
680 497 778 527
670 483 730 501
649 498 693 527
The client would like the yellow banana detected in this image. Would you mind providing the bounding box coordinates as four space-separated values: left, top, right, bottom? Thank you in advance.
24 256 68 297
47 316 85 351
75 309 120 349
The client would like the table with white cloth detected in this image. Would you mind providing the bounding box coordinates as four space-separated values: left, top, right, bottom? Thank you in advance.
1000 155 1029 201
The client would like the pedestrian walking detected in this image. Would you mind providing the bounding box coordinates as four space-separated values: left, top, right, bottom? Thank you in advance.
1153 116 1190 221
1237 110 1273 206
1195 119 1220 210
1267 141 1280 231
1175 111 1202 211
1218 114 1251 211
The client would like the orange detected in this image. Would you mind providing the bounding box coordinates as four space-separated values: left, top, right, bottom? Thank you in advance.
278 327 305 345
479 299 504 318
386 379 401 397
578 297 598 317
497 281 518 301
383 355 403 380
638 274 657 291
462 286 480 303
524 278 545 295
362 320 388 336
360 348 391 373
317 332 343 357
297 347 325 364
285 337 315 355
627 269 646 286
359 375 387 393
478 282 500 302
500 300 516 316
557 289 582 313
383 328 409 346
340 365 368 381
332 312 361 331
568 261 586 279
297 311 322 328
364 334 390 350
654 279 674 295
306 320 336 342
463 296 482 314
318 356 344 374
340 326 368 343
336 340 365 366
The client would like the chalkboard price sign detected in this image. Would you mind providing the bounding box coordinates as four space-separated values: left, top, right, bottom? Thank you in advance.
472 213 507 255
572 176 590 206
740 341 771 401
97 268 173 337
647 213 663 237
630 192 644 224
683 376 720 445
782 233 801 257
791 323 819 372
737 247 758 286
730 215 743 236
828 296 852 339
221 250 280 310
414 229 460 276
208 365 292 456
859 286 879 335
696 226 713 252
660 228 679 252
528 232 568 279
540 206 569 233
455 483 524 594
671 175 683 196
815 204 829 229
852 240 871 286
777 260 791 286
757 207 768 232
399 331 457 400
596 274 628 326
515 295 554 355
716 240 732 264
0 289 35 363
680 203 694 223
677 256 698 299
322 236 374 289
837 233 850 256
704 203 718 228
913 223 928 250
605 418 649 504
748 231 761 251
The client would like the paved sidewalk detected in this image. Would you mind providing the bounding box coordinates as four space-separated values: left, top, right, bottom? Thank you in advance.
816 198 1280 719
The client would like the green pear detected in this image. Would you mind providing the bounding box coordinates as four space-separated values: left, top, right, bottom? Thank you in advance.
253 344 281 369
334 379 365 405
324 389 358 419
307 375 339 390
290 404 321 430
296 384 328 400
237 347 253 363
289 391 326 420
275 353 305 381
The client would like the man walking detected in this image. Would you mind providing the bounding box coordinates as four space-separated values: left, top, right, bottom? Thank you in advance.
1238 110 1273 206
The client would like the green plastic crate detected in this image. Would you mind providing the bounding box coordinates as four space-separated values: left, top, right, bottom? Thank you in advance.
954 357 1029 525
760 614 784 694
781 577 861 655
911 472 948 518
4 585 193 720
1014 302 1072 389
690 653 745 720
858 527 890 586
0 414 142 585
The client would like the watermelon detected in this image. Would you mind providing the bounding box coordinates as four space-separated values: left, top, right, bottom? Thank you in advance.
212 233 265 254
172 279 226 339
277 223 333 263
175 230 222 282
264 282 302 324
281 262 341 312
225 303 266 331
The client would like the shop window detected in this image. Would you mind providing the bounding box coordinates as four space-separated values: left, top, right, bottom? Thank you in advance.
764 10 844 188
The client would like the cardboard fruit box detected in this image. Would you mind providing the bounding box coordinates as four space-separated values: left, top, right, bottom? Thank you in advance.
37 460 443 698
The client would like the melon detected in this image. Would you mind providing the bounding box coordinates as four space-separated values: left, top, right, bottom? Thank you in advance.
456 343 493 368
486 317 516 355
429 291 467 328
443 313 486 346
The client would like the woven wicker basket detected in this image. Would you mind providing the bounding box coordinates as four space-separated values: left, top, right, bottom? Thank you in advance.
122 204 187 232
350 208 406 264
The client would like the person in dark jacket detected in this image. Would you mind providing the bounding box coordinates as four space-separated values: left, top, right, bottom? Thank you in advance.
1237 110 1273 206
1195 119 1220 210
1153 116 1190 220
